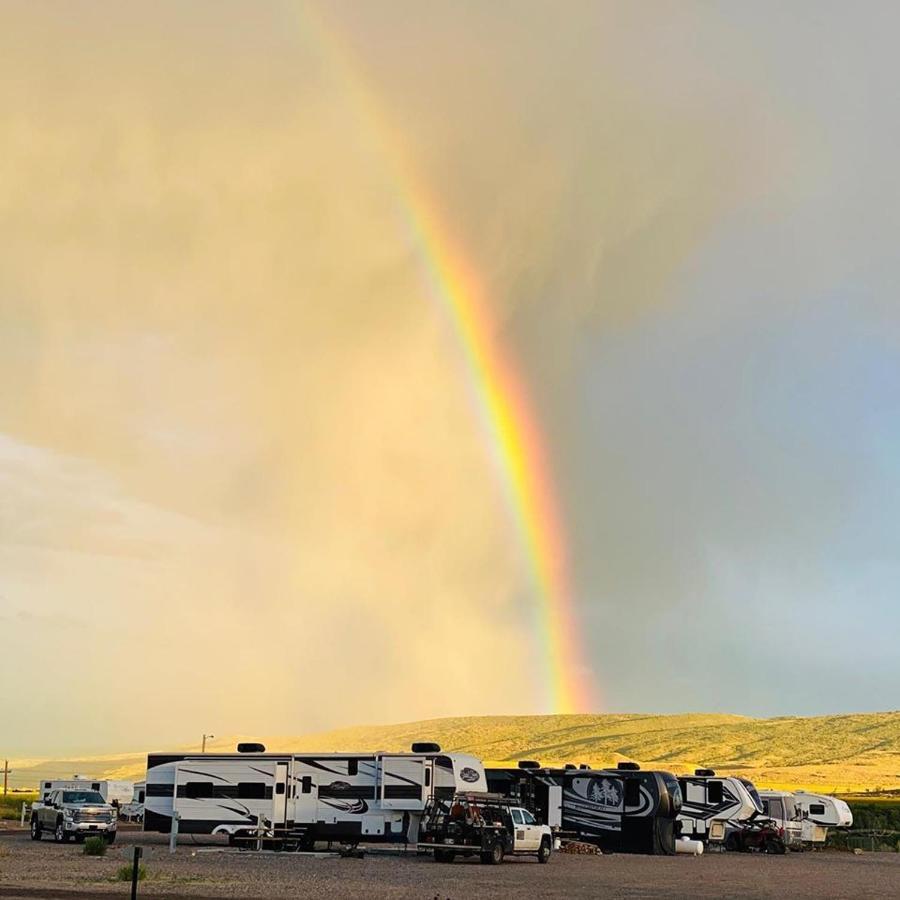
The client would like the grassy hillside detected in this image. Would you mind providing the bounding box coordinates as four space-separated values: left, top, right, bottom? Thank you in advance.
8 711 900 794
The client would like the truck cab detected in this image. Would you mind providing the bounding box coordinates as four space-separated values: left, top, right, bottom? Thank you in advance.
31 789 118 844
418 793 553 864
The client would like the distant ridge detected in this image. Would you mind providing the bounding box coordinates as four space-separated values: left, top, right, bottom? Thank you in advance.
9 711 900 794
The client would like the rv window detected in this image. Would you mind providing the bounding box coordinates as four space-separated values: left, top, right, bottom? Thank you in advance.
185 782 214 799
708 781 724 805
348 759 358 776
44 782 51 789
237 783 266 800
138 791 145 803
301 776 312 794
276 783 285 795
767 799 784 819
810 803 826 816
624 779 641 807
425 769 431 788
92 783 100 792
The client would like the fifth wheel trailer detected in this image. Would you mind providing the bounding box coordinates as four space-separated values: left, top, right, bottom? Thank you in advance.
144 743 486 847
486 762 683 854
677 769 764 844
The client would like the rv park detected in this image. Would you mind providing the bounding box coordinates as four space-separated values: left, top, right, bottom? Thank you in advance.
1 825 900 899
1 737 899 899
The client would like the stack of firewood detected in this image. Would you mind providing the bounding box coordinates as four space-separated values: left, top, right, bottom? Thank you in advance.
560 840 602 855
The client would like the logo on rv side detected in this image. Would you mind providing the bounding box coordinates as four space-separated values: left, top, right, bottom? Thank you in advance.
459 767 480 783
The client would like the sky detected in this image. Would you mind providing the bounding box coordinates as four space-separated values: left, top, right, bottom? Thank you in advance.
1 1 899 756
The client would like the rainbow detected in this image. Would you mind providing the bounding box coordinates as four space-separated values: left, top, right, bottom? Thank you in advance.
294 3 594 713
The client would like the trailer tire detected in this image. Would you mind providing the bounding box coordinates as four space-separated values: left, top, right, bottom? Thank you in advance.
30 817 42 841
538 837 552 863
481 841 504 865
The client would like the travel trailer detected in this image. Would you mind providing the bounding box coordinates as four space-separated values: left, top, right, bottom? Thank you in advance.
677 769 764 844
758 790 804 847
144 742 486 847
37 778 133 807
486 762 682 854
794 791 852 845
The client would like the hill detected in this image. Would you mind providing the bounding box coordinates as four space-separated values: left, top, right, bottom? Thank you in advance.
8 711 900 794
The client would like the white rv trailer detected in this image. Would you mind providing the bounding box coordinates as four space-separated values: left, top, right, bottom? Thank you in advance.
793 791 852 845
677 769 764 844
38 778 134 807
144 743 487 847
758 790 804 847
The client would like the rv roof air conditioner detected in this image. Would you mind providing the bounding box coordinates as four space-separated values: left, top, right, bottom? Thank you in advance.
695 768 716 777
410 742 441 753
617 762 641 771
579 764 590 770
517 760 540 769
236 742 266 754
564 764 576 770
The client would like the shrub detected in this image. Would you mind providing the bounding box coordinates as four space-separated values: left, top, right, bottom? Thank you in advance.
115 863 147 882
82 837 107 856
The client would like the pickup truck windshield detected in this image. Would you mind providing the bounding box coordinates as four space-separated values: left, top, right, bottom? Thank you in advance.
62 791 105 804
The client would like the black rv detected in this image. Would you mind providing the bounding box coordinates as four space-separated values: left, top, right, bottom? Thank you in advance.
486 761 682 855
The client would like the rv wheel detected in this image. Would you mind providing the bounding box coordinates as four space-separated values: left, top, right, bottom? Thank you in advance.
538 837 552 863
30 817 42 841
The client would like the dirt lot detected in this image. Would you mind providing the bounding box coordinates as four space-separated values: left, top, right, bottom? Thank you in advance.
1 827 898 899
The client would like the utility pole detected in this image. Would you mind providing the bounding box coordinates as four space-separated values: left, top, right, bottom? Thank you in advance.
2 760 9 795
201 734 214 753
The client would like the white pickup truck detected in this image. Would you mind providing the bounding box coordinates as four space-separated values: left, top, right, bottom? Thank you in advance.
418 793 553 864
30 788 118 844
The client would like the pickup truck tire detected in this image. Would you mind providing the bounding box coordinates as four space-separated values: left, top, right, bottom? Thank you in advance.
54 821 68 843
481 841 504 865
105 831 117 844
30 817 42 841
538 837 552 863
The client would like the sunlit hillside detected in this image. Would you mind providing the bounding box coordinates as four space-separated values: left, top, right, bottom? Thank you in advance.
10 712 900 795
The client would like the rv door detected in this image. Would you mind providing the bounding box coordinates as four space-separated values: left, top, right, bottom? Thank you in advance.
273 762 289 827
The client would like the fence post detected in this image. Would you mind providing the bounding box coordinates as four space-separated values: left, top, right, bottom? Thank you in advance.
130 846 143 900
169 811 180 854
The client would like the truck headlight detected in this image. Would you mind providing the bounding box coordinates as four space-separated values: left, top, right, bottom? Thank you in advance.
63 809 76 820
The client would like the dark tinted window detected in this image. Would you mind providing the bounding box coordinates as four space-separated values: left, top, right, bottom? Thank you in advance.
708 781 724 805
185 782 214 799
810 803 826 815
624 779 641 806
275 783 285 795
91 783 100 791
301 776 312 794
237 782 266 800
348 759 358 776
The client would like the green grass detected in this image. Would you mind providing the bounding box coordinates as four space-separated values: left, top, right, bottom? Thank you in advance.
82 836 107 856
115 863 147 882
0 792 37 821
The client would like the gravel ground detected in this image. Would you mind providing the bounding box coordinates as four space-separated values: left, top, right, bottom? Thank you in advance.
1 827 899 899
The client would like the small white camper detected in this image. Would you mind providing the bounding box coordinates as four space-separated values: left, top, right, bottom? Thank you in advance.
794 791 852 845
37 778 134 807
